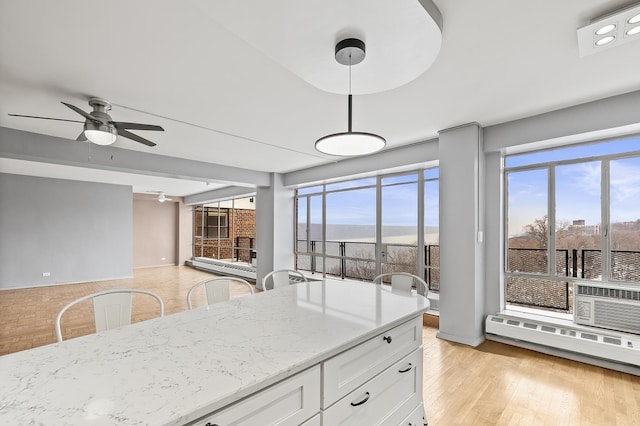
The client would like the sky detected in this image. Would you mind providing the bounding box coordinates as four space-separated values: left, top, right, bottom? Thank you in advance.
507 138 640 236
298 173 440 229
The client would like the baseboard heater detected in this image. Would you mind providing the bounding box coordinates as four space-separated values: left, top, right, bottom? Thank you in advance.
486 313 640 370
190 257 256 280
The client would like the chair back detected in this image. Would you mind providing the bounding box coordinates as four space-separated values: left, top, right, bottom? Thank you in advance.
55 289 164 342
262 269 308 290
187 277 254 309
373 272 428 297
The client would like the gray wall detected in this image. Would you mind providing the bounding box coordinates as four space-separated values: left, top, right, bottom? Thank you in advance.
0 173 133 289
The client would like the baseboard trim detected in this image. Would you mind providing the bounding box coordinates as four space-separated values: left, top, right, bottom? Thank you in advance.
436 331 485 347
486 334 640 376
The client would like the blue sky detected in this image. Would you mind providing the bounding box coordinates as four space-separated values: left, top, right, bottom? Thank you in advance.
507 139 640 236
299 174 440 228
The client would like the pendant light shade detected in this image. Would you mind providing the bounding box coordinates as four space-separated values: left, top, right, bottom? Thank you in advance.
315 38 386 156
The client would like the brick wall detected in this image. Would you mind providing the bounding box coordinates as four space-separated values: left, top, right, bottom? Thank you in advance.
194 208 256 262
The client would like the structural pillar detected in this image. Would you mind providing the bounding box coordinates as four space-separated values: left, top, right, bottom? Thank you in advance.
255 173 295 289
437 123 485 346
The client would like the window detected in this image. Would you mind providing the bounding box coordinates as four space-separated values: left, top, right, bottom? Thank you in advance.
196 207 229 239
193 197 256 262
504 137 640 315
295 168 440 295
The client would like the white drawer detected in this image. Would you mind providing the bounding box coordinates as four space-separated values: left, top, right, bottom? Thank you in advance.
194 365 320 426
399 402 426 426
300 413 321 426
322 347 423 426
322 316 422 408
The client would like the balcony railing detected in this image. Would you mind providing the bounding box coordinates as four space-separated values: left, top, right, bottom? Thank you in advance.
296 240 440 292
297 242 640 312
506 247 640 312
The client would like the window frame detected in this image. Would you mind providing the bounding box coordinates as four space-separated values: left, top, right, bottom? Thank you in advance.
503 141 640 314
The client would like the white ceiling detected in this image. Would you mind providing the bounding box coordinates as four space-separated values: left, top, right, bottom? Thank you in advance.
1 0 640 198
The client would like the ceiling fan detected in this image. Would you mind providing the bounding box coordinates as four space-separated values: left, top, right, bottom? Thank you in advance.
8 98 164 147
147 191 173 202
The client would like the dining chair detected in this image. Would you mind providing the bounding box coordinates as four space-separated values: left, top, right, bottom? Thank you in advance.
55 289 164 342
186 276 254 309
372 272 429 297
262 269 308 290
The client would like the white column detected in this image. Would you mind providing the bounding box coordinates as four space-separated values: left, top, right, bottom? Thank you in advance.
437 123 485 346
255 173 295 289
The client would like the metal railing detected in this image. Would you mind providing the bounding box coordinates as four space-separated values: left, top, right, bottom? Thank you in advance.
296 240 440 291
297 242 640 312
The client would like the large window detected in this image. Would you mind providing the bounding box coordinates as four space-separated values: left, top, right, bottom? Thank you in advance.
193 197 256 263
196 207 229 239
504 137 640 315
295 168 440 294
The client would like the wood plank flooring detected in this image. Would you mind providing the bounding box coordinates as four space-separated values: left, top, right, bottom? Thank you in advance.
1 266 638 425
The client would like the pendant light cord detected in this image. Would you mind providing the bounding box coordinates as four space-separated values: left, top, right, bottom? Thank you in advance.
348 52 352 132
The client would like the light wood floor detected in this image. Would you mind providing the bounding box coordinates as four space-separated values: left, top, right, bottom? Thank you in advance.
1 266 638 425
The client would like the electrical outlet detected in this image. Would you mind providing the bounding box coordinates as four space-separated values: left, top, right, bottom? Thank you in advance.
42 272 51 277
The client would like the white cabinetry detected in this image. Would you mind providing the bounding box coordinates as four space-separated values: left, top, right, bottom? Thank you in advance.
193 316 425 426
322 316 423 408
193 366 320 426
323 347 423 425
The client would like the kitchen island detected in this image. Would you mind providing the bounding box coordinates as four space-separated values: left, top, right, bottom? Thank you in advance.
0 279 429 425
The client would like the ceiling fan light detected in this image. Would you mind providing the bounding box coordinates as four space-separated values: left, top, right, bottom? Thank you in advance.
84 129 117 145
315 132 386 156
84 121 117 145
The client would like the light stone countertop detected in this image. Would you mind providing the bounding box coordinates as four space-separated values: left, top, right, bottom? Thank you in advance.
0 279 429 425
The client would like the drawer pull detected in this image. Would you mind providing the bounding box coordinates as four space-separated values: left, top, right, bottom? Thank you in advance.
205 423 218 426
350 392 370 407
383 335 392 344
398 363 413 373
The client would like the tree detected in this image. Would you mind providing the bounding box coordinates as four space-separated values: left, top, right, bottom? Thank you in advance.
524 215 548 248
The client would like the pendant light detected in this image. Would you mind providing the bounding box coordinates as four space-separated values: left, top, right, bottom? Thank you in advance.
315 38 386 156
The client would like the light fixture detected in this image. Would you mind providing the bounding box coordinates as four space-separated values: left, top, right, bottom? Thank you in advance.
577 2 640 56
595 24 616 35
84 122 117 145
626 25 640 35
315 38 386 157
83 98 117 145
155 192 173 202
595 35 615 46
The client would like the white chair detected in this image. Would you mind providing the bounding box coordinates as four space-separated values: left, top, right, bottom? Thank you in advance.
55 289 164 342
373 272 429 297
262 269 308 290
186 276 254 309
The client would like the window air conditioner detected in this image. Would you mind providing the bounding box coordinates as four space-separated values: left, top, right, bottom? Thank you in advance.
574 282 640 335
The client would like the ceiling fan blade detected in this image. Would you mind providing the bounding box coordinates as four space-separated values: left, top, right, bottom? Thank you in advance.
113 122 164 132
117 128 157 147
61 102 100 123
8 113 84 123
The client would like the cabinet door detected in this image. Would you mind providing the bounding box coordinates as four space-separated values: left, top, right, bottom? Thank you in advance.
323 316 422 407
323 347 423 426
399 402 426 426
300 413 321 426
195 365 320 426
